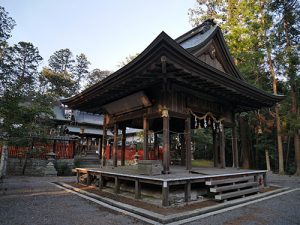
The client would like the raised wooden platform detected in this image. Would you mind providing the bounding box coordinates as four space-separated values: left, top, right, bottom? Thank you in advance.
74 166 267 206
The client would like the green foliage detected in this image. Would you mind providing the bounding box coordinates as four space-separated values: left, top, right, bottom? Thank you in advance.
192 129 213 160
40 67 76 98
118 53 139 68
0 6 16 58
85 68 111 88
73 53 90 93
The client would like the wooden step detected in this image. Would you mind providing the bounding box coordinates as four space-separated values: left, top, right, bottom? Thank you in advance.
215 187 260 201
210 182 258 193
205 176 253 186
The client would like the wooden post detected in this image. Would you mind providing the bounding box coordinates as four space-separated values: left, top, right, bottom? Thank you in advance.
154 133 159 159
135 179 141 199
143 115 149 160
213 130 219 167
232 126 239 168
98 137 102 159
162 181 169 206
98 174 103 189
101 114 107 167
162 110 170 173
184 181 191 202
180 133 186 166
263 173 267 187
219 127 226 168
113 123 118 167
76 171 80 183
114 176 120 193
121 127 126 166
87 172 91 185
185 117 192 171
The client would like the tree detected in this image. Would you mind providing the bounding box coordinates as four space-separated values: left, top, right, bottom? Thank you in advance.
0 6 16 58
73 53 90 93
40 67 76 98
0 42 43 95
270 0 300 175
118 53 139 68
41 48 77 98
0 40 53 178
48 48 74 73
85 68 111 88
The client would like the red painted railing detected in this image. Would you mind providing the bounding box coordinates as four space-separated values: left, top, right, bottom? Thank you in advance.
104 146 163 161
0 142 75 159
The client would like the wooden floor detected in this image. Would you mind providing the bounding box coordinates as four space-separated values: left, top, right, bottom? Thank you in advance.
75 166 267 206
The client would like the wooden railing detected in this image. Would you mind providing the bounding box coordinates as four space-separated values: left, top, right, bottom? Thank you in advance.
0 142 75 159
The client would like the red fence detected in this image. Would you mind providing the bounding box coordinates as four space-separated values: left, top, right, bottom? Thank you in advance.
0 142 75 159
104 146 163 161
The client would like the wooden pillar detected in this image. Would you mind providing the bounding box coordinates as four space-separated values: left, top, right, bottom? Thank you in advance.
121 127 126 166
213 130 219 167
219 127 226 168
135 179 141 199
98 137 102 159
143 115 149 160
185 117 192 171
113 123 118 167
162 181 169 206
101 114 107 167
162 110 170 173
232 125 239 168
180 133 186 166
154 133 159 159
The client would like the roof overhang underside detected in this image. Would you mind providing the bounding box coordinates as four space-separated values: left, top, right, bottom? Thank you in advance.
62 32 284 113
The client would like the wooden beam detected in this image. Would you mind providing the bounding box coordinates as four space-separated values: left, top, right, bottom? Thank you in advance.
114 176 120 194
185 116 192 171
113 123 118 167
162 110 170 173
101 114 108 167
143 115 149 160
121 127 126 166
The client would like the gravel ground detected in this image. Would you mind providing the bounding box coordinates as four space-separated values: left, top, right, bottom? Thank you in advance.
0 176 144 225
0 173 299 225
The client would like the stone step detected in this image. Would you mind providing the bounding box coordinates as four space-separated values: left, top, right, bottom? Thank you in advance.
205 176 253 186
210 181 258 193
215 187 260 201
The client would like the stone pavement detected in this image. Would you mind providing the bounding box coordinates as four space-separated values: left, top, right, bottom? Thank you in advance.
0 174 299 225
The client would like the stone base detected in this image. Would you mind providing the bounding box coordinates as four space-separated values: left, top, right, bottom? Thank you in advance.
44 162 57 176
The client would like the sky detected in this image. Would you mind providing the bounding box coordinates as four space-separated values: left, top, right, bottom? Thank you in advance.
2 0 196 71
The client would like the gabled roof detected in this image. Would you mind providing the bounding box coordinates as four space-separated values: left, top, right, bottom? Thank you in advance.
176 19 243 79
62 21 283 113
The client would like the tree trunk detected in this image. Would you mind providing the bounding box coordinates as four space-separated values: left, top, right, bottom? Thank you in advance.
265 149 271 171
260 0 285 174
0 144 8 179
282 8 300 176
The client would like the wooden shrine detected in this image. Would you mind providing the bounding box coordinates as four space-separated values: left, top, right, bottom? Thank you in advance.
63 20 283 174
